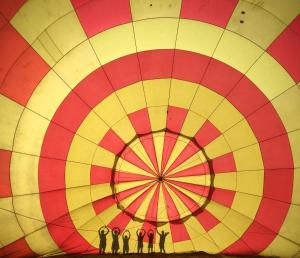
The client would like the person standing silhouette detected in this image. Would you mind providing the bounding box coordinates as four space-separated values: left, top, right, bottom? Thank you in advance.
147 229 154 253
111 227 120 254
157 229 169 253
122 230 131 254
98 226 109 254
136 229 146 253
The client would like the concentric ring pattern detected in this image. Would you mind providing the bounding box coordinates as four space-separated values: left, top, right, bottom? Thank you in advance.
0 0 299 257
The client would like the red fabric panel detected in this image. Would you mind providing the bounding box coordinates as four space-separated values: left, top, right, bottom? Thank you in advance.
162 184 180 220
167 163 209 178
114 171 154 183
99 129 125 154
166 180 209 198
227 76 268 116
52 92 91 132
0 0 26 21
290 14 300 35
0 13 6 29
166 106 188 133
128 108 151 134
41 123 74 160
210 188 235 207
74 68 113 108
104 54 141 90
38 158 65 192
144 184 160 221
108 212 132 232
161 132 178 174
260 134 294 169
72 0 132 37
268 25 300 82
138 50 173 80
211 152 236 173
90 166 112 184
0 150 12 197
247 103 286 141
169 220 190 242
180 0 238 28
202 58 243 95
92 196 115 215
173 50 210 83
0 238 36 258
194 120 221 147
1 46 49 105
195 210 220 231
264 169 293 203
224 238 255 256
116 182 152 201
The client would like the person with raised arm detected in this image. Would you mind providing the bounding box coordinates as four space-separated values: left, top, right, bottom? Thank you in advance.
136 229 146 253
98 225 109 254
157 229 169 253
122 230 131 254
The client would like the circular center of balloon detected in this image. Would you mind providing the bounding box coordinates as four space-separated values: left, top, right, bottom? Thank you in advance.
112 131 212 223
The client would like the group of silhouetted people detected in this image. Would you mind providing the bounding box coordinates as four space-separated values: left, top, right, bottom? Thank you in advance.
98 226 169 254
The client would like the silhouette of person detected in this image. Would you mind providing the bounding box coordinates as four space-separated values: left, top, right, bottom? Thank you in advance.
147 229 154 253
157 229 169 253
136 229 146 253
98 226 109 254
122 230 131 254
111 227 120 254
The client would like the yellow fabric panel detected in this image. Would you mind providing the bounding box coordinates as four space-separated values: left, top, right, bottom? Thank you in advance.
152 132 165 172
90 183 112 202
94 93 126 127
148 106 168 131
209 100 243 132
77 112 109 144
32 40 56 67
169 79 198 109
130 0 181 21
26 70 71 120
260 234 300 258
166 185 191 218
134 18 178 51
65 162 90 188
214 30 263 73
144 79 170 107
231 192 261 219
204 136 231 159
184 216 206 238
236 170 264 196
173 240 194 252
292 168 300 205
25 227 61 256
111 117 136 143
13 194 46 233
116 82 146 114
180 111 206 137
67 135 97 164
156 185 169 222
46 11 86 55
246 52 295 99
10 153 39 196
69 202 96 229
53 40 100 89
116 158 156 177
177 19 223 57
227 1 285 49
214 172 236 191
10 0 73 44
192 234 219 254
288 130 300 168
224 120 257 151
279 204 300 242
205 201 229 221
221 209 253 236
0 198 24 245
92 146 115 168
66 185 92 211
208 223 238 251
190 86 223 119
250 0 300 24
90 23 135 65
272 85 300 132
233 143 264 171
13 109 49 156
0 95 23 150
37 32 63 63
